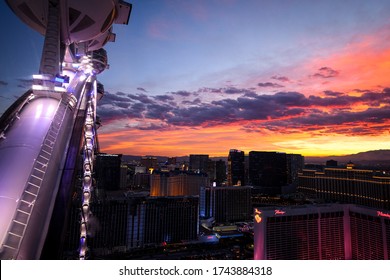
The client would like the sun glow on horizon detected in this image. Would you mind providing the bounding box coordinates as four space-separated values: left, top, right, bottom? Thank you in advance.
98 123 390 158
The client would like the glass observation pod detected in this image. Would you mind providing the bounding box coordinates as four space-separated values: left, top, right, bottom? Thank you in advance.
6 0 132 46
87 48 108 75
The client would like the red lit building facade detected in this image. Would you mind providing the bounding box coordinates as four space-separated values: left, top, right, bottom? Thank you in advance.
254 204 390 260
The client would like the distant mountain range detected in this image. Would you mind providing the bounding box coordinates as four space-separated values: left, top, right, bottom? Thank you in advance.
121 154 226 163
305 149 390 165
121 150 390 167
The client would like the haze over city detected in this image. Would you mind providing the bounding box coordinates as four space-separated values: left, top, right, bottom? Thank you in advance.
1 0 390 157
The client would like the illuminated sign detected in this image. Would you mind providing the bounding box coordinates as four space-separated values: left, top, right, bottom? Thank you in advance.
254 208 262 223
274 209 286 215
255 215 262 223
377 211 390 219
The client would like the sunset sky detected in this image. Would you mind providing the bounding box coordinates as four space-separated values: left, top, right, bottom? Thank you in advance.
1 0 390 157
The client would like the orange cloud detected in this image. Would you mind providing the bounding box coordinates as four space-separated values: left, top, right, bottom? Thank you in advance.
98 118 390 157
98 25 390 158
301 27 390 93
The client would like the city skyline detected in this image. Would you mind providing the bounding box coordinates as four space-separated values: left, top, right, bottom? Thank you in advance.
2 1 390 157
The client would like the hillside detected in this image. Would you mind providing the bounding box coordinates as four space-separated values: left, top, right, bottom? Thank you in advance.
305 149 390 165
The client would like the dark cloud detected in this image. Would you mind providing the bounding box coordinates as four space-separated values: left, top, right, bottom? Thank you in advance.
312 67 340 78
307 94 358 107
137 87 148 92
153 94 175 102
103 92 132 102
130 123 172 131
145 103 174 119
224 87 256 95
97 86 390 136
257 82 284 88
243 92 258 98
360 89 390 106
97 106 143 122
197 86 256 96
127 93 155 104
0 80 8 86
272 92 308 106
99 92 133 106
271 76 290 82
182 98 202 105
168 101 178 107
262 106 390 135
164 88 390 135
167 104 236 126
115 102 131 109
323 90 343 97
353 89 370 93
198 87 223 93
171 90 193 97
97 91 151 122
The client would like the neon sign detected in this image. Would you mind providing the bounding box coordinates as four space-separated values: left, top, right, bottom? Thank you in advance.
274 209 286 215
377 211 390 219
254 208 262 223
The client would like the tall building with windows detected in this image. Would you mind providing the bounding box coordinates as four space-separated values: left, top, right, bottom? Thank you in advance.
95 153 123 191
189 154 209 173
141 196 199 245
248 151 288 195
150 170 209 196
200 186 252 223
120 163 129 189
141 156 158 172
286 153 304 185
227 149 245 186
254 204 390 260
207 159 217 183
215 159 227 186
298 167 390 210
62 194 199 258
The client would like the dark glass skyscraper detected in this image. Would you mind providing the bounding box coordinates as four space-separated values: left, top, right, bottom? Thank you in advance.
227 149 245 186
286 153 304 185
189 154 209 173
200 186 252 223
249 151 287 195
95 154 123 191
215 159 227 186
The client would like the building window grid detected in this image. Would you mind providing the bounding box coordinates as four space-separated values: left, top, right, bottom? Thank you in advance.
320 216 345 260
350 214 384 260
385 219 390 258
266 216 319 260
299 170 390 210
